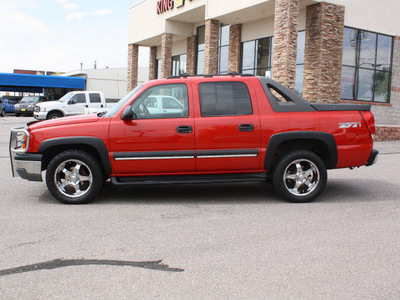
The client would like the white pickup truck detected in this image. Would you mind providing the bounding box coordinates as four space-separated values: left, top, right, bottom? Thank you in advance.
34 91 112 120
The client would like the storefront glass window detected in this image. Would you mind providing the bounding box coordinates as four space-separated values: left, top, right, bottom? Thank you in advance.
341 27 393 103
241 37 273 76
156 59 161 79
197 26 205 74
242 41 255 70
172 54 187 76
295 31 305 96
218 24 230 74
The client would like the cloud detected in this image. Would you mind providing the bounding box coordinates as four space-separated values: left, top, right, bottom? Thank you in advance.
67 9 112 21
0 3 49 36
63 3 79 11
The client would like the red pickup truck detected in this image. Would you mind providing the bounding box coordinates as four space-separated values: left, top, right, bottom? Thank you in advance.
10 75 378 204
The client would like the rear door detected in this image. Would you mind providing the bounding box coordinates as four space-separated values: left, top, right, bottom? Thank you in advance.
193 78 262 172
89 93 104 110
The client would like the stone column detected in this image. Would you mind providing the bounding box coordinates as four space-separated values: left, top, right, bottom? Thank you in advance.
186 36 197 75
302 2 345 103
149 46 157 81
204 19 219 75
272 0 299 90
127 43 139 92
161 33 173 78
228 24 241 73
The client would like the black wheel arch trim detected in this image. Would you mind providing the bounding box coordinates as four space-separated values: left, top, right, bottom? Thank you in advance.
38 137 112 176
264 131 338 171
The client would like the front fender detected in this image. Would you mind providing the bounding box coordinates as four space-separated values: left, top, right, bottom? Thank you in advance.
38 137 111 176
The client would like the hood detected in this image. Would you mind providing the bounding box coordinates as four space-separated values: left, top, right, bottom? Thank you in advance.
29 113 100 130
36 100 63 108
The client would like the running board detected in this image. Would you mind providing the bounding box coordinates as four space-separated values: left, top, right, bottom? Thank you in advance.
111 172 267 186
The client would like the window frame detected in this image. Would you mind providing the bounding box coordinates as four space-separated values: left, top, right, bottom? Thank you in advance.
196 25 205 75
241 36 274 77
218 24 230 74
341 26 394 103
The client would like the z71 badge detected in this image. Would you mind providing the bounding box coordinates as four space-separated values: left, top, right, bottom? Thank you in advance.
339 122 361 128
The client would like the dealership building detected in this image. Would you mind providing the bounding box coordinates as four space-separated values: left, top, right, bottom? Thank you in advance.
127 0 400 140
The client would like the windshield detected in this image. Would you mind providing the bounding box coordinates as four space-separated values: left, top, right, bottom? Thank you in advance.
21 96 39 103
105 84 145 117
58 92 73 102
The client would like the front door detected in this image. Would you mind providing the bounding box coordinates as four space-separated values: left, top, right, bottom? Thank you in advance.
109 82 195 175
193 79 261 172
66 93 87 115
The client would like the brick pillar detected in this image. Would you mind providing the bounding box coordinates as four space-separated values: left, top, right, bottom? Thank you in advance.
302 2 345 103
127 43 139 92
149 46 157 80
204 19 219 75
228 24 241 73
161 33 173 78
272 0 299 90
186 36 196 75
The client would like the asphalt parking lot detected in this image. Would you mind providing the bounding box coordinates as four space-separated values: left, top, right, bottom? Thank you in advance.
0 115 399 299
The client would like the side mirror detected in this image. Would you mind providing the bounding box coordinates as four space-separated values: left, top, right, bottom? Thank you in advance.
121 106 137 120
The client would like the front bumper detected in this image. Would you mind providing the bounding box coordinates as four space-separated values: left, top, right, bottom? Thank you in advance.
366 149 379 166
34 111 47 120
15 106 35 114
11 152 43 181
10 127 43 182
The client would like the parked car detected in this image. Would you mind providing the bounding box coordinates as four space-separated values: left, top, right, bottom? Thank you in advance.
142 95 185 116
34 91 113 120
10 75 378 204
0 99 5 117
14 96 49 117
0 96 23 114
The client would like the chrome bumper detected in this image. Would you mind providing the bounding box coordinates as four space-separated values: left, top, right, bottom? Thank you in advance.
11 152 43 181
10 127 43 182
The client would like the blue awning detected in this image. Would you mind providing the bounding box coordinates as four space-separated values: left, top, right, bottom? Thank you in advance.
0 73 85 92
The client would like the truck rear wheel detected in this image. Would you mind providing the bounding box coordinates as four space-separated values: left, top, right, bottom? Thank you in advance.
45 150 103 204
272 150 327 203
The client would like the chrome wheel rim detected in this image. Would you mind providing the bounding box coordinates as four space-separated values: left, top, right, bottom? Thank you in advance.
283 159 320 197
54 159 93 198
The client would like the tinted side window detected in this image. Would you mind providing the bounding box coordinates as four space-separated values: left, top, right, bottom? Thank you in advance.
199 82 253 117
71 94 86 104
89 93 101 103
132 84 188 119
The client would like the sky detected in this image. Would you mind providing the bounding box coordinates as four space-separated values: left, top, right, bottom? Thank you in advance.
0 0 149 73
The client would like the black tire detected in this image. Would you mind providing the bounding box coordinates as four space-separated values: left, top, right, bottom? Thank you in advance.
45 150 104 204
0 109 5 117
272 150 327 203
47 111 63 119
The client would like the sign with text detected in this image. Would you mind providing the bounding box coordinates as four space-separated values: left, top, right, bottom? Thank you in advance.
157 0 194 14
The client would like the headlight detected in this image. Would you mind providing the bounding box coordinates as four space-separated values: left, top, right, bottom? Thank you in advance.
35 106 40 112
15 104 19 108
28 105 34 109
10 127 30 152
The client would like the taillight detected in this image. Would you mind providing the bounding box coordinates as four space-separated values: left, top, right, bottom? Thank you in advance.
360 111 376 139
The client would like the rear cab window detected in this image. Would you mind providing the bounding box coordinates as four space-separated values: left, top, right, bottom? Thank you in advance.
198 81 253 117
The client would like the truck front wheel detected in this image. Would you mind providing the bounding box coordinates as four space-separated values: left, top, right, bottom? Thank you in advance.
272 150 327 203
47 112 63 119
46 150 104 204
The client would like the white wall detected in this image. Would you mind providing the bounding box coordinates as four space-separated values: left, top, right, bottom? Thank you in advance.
65 68 149 100
324 0 400 36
